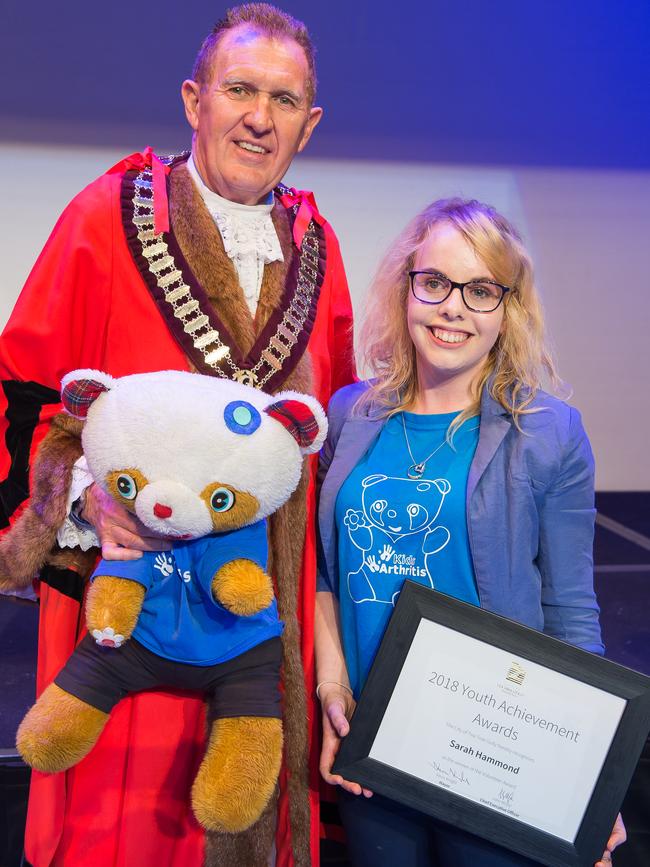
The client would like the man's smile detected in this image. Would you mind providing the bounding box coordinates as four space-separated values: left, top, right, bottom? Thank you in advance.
235 140 269 154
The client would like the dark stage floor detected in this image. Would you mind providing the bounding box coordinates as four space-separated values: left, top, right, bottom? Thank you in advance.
1 492 649 866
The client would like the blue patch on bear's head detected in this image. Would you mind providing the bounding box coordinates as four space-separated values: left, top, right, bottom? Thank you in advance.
224 400 261 435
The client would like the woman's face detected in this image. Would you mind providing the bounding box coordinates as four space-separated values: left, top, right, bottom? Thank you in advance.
407 222 505 393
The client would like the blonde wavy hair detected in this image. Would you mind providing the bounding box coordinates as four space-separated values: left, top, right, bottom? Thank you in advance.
358 198 562 434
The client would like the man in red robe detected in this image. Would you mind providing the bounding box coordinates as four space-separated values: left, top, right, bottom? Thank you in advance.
0 5 355 866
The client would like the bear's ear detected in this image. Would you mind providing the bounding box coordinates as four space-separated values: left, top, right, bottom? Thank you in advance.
362 474 388 488
264 391 328 455
61 369 115 420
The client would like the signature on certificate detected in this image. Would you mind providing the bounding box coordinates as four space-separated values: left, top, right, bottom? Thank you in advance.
430 761 471 786
497 788 515 804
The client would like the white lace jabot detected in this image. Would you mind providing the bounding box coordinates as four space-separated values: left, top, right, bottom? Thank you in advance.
186 155 284 315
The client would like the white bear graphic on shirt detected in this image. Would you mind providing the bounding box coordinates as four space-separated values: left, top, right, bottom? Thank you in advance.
343 473 451 605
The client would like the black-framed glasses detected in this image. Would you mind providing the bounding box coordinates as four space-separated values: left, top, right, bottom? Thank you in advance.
409 270 511 313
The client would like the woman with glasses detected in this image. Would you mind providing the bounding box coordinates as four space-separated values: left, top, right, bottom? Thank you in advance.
315 198 624 866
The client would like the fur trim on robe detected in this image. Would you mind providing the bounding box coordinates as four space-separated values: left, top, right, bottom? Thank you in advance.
0 413 98 592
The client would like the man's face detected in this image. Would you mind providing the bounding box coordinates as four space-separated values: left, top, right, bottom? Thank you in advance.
182 26 322 205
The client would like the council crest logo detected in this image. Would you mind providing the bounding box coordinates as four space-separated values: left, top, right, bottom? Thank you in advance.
506 661 526 686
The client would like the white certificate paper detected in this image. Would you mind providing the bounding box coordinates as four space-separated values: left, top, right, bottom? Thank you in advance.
369 620 626 841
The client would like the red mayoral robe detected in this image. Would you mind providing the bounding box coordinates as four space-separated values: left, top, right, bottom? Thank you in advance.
0 149 355 867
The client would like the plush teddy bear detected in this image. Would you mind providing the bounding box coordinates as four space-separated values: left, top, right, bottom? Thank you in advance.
15 368 327 834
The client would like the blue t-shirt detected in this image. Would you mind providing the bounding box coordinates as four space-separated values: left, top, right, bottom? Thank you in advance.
335 411 480 695
92 520 283 666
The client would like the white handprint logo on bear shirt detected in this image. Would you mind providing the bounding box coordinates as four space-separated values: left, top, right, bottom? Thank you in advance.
153 553 174 577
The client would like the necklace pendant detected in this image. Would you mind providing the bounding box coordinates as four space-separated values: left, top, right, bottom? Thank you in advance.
407 463 425 480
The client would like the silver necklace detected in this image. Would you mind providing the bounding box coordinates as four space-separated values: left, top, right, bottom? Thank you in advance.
401 413 448 479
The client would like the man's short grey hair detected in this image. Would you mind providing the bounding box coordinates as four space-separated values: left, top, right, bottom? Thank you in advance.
192 3 317 104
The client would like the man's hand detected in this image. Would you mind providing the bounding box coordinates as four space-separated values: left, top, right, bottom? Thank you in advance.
82 483 172 561
318 684 373 798
594 814 626 866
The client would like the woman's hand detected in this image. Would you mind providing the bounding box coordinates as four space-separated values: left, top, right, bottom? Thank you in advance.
318 683 373 797
594 813 626 866
82 483 172 561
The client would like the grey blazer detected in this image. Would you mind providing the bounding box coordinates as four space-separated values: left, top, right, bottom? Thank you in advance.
317 381 604 654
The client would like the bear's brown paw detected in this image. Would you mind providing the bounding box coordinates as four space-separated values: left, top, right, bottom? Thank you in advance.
212 560 274 616
192 716 282 832
17 683 109 773
85 575 145 639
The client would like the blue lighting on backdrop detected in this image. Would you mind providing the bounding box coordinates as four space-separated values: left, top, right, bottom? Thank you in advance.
0 0 648 168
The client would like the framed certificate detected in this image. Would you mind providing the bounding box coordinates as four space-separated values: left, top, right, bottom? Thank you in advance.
333 582 650 867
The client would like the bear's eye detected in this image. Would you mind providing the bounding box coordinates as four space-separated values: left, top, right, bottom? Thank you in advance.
371 499 387 513
116 473 137 500
210 487 235 512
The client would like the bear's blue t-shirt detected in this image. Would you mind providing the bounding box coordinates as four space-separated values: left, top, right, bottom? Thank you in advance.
335 411 480 695
92 519 283 666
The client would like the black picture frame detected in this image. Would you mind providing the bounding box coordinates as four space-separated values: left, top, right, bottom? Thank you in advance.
333 582 650 867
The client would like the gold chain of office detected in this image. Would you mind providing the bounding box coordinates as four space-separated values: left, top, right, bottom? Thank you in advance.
131 166 321 388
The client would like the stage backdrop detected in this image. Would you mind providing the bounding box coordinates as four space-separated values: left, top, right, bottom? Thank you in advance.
1 0 648 490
